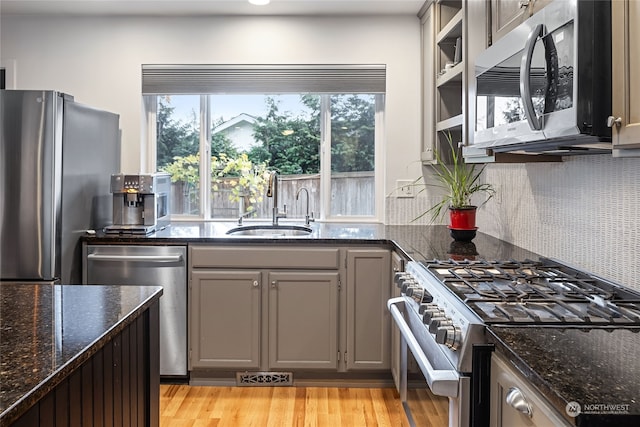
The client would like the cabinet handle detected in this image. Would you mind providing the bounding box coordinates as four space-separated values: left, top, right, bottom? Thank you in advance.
505 387 533 418
253 280 259 287
607 116 622 128
518 0 530 8
271 280 277 288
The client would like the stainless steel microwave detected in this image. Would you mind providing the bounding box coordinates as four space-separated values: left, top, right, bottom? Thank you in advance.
472 0 611 155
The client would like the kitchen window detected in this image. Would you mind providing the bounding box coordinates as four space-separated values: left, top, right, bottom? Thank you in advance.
142 65 385 222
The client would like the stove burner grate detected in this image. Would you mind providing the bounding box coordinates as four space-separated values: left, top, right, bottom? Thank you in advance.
421 258 640 326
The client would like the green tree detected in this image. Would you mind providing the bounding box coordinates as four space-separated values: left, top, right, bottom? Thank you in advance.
251 96 321 174
156 96 199 168
330 95 375 172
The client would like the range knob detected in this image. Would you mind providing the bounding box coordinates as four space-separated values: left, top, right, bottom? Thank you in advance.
406 287 434 304
394 272 410 287
419 303 439 315
405 286 417 296
401 280 419 294
435 325 462 350
405 287 434 304
428 317 452 334
422 308 446 324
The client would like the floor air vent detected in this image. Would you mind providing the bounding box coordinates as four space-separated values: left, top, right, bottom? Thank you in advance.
236 371 293 386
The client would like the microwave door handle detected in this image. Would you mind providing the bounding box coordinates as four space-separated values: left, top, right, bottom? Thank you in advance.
520 23 544 131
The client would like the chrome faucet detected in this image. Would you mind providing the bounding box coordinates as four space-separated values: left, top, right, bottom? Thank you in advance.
296 187 315 226
237 210 253 226
267 170 287 225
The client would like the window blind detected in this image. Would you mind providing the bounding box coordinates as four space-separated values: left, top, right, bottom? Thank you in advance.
141 64 386 95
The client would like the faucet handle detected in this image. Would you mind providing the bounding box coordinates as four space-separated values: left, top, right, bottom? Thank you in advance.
306 211 315 225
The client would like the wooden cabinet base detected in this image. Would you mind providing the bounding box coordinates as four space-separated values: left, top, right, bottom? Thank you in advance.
10 303 160 427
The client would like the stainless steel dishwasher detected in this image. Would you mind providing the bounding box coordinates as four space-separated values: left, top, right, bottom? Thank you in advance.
83 244 187 378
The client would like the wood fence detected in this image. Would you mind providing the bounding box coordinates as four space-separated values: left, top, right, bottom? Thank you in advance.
171 171 374 219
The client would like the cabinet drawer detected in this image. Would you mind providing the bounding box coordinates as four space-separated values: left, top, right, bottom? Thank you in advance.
190 245 340 269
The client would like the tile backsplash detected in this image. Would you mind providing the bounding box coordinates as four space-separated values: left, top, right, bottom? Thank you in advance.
387 154 640 291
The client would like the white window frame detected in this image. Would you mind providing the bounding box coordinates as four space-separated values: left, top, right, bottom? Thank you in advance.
144 93 384 222
142 64 386 223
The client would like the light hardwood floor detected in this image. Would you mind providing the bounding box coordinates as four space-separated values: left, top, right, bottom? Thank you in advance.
160 384 448 427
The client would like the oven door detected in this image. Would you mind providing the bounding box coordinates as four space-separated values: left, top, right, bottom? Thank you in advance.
388 297 470 427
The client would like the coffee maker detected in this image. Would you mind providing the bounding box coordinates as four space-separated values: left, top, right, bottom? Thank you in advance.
105 173 171 234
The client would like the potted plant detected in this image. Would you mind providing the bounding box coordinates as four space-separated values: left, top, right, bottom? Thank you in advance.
419 132 495 240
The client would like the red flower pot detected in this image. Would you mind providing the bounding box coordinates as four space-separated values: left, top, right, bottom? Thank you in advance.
449 206 477 230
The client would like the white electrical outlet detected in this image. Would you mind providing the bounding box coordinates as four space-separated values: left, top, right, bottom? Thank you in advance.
396 180 415 198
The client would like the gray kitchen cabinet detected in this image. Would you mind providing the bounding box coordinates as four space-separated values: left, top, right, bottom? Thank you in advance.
490 354 571 427
345 248 391 371
190 245 340 269
189 244 392 376
189 244 341 373
190 269 262 369
424 0 490 164
433 0 465 153
268 271 339 370
611 0 640 152
490 0 552 44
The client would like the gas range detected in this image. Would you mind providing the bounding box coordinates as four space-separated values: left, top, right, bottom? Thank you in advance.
393 261 486 374
390 258 640 427
420 258 640 327
393 258 640 373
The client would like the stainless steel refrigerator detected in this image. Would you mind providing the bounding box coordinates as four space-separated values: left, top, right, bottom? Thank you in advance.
1 90 120 283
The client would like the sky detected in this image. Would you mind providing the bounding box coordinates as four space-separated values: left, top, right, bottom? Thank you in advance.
166 94 309 126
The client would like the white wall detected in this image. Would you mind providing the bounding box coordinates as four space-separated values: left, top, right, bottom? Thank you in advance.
8 13 637 291
0 13 424 219
478 155 640 290
388 153 640 291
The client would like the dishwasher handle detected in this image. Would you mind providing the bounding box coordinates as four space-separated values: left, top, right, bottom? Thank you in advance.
87 253 183 263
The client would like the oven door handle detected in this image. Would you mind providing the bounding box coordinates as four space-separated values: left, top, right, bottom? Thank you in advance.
387 297 460 398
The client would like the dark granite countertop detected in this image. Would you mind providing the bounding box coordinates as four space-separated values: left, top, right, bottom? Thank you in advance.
82 222 640 426
488 327 640 426
0 283 163 425
82 222 540 263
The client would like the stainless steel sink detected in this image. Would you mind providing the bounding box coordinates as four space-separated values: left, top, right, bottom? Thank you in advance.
225 224 313 237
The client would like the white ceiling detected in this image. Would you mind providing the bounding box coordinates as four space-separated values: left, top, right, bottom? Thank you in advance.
0 0 428 16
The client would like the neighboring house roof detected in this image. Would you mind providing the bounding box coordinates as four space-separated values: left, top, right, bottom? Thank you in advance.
213 113 257 134
213 113 258 152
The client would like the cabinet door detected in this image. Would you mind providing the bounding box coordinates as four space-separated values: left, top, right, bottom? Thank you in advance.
268 271 339 370
190 270 261 369
345 249 391 371
611 0 640 148
491 0 528 43
491 0 552 44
